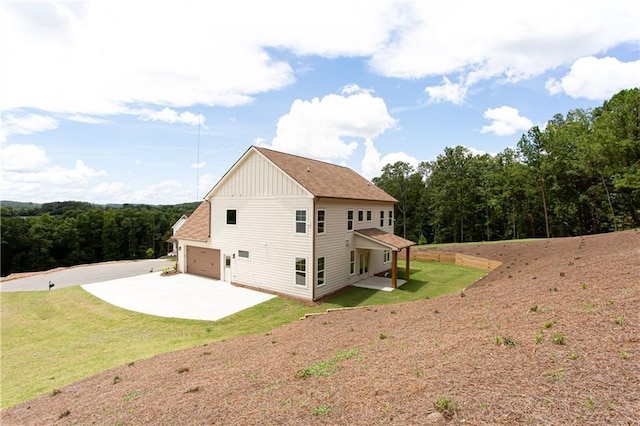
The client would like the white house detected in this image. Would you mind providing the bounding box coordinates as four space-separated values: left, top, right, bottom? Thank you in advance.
174 146 415 301
166 214 188 256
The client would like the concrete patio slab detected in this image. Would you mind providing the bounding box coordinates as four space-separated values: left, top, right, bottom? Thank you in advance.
352 276 407 292
82 273 275 321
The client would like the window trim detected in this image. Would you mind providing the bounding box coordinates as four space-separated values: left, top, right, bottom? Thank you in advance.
388 210 393 227
383 250 391 264
347 210 354 231
317 256 325 287
358 210 364 222
366 210 372 222
295 209 307 234
226 209 237 225
317 209 326 235
295 257 307 286
238 250 250 259
380 210 384 227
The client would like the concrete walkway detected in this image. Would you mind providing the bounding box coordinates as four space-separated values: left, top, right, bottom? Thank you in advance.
82 273 276 321
352 276 407 292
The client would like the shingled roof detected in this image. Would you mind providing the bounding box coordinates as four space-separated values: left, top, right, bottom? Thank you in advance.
173 201 210 242
354 228 415 250
254 146 397 203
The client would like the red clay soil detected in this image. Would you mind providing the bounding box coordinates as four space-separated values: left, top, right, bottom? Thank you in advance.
2 230 639 425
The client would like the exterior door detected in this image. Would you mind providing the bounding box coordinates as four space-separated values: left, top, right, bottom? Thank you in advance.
359 251 369 275
224 255 232 282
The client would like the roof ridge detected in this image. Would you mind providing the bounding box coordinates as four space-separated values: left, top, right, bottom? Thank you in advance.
253 145 354 172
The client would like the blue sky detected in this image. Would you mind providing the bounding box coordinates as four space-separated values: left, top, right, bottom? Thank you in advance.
1 1 639 204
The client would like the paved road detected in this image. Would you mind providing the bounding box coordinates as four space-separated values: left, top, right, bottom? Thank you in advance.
0 260 175 292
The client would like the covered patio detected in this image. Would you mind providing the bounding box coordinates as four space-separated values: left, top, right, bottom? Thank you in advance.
353 228 415 289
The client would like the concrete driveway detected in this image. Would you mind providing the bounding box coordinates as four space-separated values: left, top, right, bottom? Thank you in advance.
82 273 275 321
2 261 276 321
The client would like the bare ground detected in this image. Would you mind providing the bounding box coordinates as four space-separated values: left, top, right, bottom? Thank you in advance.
2 230 639 425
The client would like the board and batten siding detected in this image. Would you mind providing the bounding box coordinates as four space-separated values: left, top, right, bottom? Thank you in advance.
314 199 396 299
215 150 307 198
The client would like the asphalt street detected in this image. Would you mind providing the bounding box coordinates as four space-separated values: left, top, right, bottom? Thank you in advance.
0 259 175 292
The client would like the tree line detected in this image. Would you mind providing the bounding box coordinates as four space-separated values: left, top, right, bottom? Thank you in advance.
1 202 199 277
373 88 640 243
2 89 638 275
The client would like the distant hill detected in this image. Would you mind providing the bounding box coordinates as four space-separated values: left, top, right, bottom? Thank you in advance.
1 201 41 209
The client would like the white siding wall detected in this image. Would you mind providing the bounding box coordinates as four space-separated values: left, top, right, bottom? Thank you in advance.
314 199 396 299
211 196 314 299
215 151 307 197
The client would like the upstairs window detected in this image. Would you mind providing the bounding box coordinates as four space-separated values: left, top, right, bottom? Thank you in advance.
226 209 237 225
388 210 393 226
358 210 364 222
317 210 326 234
380 211 384 227
347 210 353 230
296 210 306 234
366 210 372 222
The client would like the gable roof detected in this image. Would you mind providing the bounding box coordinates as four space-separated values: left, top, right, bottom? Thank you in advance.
173 201 210 242
253 146 397 203
354 228 415 251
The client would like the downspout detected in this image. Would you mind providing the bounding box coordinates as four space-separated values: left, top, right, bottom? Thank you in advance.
311 196 317 301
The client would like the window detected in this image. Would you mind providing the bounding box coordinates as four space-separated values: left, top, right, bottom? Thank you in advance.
349 250 355 275
358 210 364 222
226 209 237 225
347 210 353 230
295 210 306 234
383 250 391 263
380 211 384 227
295 258 306 286
238 250 249 259
388 210 393 226
366 210 372 221
317 257 325 286
317 210 325 234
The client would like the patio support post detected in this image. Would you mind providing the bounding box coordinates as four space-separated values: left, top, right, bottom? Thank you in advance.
391 250 398 289
405 247 410 281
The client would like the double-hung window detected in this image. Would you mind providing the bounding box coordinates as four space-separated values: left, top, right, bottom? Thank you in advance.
317 210 325 234
349 250 355 275
296 210 306 234
383 250 391 263
380 211 384 227
366 210 372 222
358 210 364 222
347 210 353 231
388 210 393 226
317 257 325 286
295 258 306 286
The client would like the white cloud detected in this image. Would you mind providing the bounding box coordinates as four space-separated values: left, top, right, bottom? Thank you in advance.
129 180 184 204
2 1 638 122
90 182 126 196
268 85 396 160
0 144 48 171
464 146 498 157
138 107 206 127
1 144 106 201
545 56 640 100
191 162 206 169
361 139 419 180
425 77 468 105
0 114 58 142
66 114 110 124
481 106 533 136
369 1 640 85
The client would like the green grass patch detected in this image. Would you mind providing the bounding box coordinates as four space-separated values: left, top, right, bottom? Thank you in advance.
295 348 360 379
1 260 484 408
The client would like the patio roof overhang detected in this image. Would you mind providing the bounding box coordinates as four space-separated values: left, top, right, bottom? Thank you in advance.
353 228 416 289
354 228 415 251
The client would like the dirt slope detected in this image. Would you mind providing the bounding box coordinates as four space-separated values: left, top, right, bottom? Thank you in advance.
3 231 639 425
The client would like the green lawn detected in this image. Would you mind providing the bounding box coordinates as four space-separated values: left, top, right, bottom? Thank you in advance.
0 260 484 408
